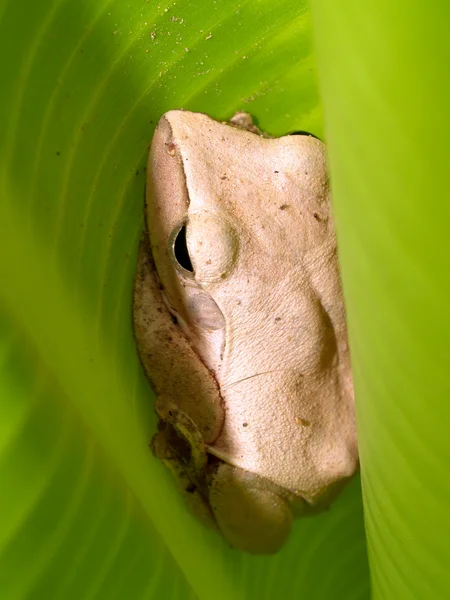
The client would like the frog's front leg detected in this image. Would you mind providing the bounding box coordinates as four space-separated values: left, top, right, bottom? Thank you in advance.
155 399 208 477
151 423 217 530
207 463 294 555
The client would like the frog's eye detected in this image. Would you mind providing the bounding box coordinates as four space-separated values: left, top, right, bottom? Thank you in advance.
168 218 227 331
173 223 194 273
288 130 321 140
169 221 195 277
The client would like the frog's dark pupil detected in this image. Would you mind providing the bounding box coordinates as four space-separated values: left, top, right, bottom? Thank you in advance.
174 225 194 272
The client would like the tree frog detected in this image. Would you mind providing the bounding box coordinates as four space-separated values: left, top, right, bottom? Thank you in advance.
133 110 358 554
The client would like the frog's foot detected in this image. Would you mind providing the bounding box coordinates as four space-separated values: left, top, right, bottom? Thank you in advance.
151 426 217 531
155 399 208 480
208 462 294 555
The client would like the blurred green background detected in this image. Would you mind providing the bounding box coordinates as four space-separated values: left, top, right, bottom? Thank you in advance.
1 0 449 598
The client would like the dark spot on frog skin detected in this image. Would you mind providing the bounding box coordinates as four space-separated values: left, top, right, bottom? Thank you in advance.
242 422 248 427
279 204 289 210
275 316 281 322
313 212 321 221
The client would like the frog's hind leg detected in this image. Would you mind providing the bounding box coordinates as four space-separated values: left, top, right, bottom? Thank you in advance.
208 463 294 554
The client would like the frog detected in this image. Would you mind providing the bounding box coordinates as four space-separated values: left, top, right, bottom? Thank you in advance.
133 110 358 554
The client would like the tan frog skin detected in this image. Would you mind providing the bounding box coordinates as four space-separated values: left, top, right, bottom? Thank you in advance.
133 110 358 554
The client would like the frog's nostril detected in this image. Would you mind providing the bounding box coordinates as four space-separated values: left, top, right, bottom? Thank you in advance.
173 224 194 272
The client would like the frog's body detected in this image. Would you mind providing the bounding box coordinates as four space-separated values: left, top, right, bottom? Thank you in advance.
133 110 358 554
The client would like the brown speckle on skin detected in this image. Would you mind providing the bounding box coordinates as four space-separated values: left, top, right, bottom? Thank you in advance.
242 422 248 427
295 417 310 427
279 204 289 210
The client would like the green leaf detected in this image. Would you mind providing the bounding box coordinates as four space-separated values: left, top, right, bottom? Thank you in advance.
311 0 450 598
0 1 368 599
